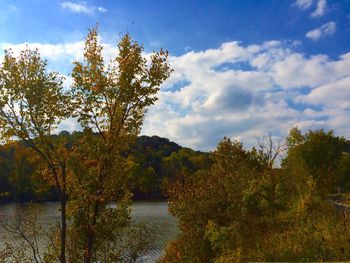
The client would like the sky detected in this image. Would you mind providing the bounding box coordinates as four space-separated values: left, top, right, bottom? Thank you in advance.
0 0 349 150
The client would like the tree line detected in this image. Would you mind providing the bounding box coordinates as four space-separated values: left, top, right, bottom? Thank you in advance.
0 132 209 202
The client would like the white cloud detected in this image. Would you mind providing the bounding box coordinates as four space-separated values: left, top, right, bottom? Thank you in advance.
311 0 327 17
294 0 327 17
142 40 350 150
0 40 117 74
306 28 322 40
1 37 350 150
294 0 313 10
58 118 81 133
61 2 107 15
0 41 85 60
305 21 336 40
297 76 350 108
97 7 107 13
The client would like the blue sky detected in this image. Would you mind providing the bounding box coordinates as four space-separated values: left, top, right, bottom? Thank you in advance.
0 0 349 150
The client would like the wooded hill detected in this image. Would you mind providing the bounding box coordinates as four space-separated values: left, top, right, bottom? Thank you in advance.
0 132 210 202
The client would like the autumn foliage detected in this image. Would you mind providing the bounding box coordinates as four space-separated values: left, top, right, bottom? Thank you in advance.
162 132 350 262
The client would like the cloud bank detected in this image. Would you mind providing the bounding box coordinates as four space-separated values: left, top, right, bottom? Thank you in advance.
1 38 349 150
141 40 350 149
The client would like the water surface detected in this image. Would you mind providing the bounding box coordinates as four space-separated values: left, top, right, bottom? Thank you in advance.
0 201 177 262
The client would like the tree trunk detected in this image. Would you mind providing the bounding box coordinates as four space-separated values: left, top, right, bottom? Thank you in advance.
59 192 67 263
84 202 99 263
84 230 93 263
59 165 67 263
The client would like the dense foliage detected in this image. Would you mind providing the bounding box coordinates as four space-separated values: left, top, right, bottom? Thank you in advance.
162 130 350 262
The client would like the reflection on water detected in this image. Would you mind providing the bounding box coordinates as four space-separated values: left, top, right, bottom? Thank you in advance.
0 201 177 262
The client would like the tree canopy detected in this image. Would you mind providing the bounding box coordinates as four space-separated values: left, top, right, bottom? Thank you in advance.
283 128 349 195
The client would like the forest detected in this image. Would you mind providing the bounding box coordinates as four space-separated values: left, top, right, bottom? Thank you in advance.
1 26 350 262
0 132 209 202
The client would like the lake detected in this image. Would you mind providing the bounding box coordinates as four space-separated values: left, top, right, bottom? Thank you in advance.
0 201 177 262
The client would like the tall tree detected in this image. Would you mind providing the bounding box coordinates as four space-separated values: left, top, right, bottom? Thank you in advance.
0 49 72 263
69 27 172 262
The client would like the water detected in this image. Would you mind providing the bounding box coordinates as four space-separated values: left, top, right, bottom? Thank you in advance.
0 201 177 262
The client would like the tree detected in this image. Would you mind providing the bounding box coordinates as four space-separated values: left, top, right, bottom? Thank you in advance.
162 138 265 262
0 48 72 263
254 135 287 214
68 27 172 262
335 153 350 191
283 128 348 195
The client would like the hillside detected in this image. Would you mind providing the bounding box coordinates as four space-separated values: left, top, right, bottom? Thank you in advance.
0 132 209 202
